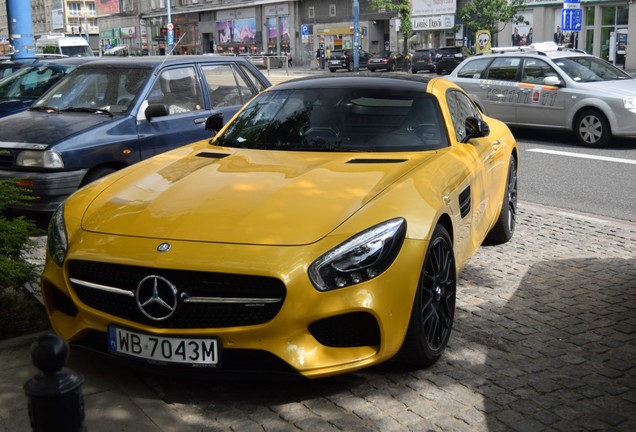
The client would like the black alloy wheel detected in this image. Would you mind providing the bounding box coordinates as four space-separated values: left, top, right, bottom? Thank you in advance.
399 224 456 368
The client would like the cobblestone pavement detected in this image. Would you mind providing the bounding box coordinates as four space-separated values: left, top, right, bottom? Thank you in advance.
117 203 634 432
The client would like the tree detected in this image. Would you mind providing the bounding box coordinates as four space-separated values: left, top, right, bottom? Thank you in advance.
456 0 529 47
369 0 412 55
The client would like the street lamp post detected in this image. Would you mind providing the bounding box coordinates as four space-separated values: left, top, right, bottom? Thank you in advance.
83 0 89 43
353 0 360 71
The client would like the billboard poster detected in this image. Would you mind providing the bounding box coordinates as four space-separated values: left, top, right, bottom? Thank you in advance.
96 0 120 16
412 0 456 16
218 21 234 44
235 19 256 43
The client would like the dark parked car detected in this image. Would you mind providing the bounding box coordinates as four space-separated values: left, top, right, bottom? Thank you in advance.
435 46 471 75
0 57 96 118
411 48 436 73
0 55 271 212
367 51 408 72
327 49 371 72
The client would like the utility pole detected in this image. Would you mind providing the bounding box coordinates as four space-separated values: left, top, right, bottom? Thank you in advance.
6 0 36 60
167 0 174 54
353 0 360 71
83 0 89 43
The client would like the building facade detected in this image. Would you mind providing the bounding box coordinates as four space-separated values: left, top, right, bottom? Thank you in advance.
2 1 633 69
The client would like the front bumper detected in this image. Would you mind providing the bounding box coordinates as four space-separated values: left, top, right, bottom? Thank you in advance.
41 232 427 378
0 168 87 212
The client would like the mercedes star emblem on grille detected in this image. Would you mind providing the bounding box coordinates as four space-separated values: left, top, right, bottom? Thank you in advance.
136 275 178 321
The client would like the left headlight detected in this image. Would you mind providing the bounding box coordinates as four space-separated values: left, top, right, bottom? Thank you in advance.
309 218 406 292
624 96 636 113
16 150 64 168
47 204 68 267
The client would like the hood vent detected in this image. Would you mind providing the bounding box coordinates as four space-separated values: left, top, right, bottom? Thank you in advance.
196 152 230 159
347 158 407 164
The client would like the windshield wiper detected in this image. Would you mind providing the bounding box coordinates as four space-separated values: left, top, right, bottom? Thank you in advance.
30 105 60 113
61 107 113 116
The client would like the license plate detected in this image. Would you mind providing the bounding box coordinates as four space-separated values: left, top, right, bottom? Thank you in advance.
107 326 219 366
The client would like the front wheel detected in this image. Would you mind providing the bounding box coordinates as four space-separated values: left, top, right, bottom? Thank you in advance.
399 225 456 368
575 109 610 147
485 155 517 244
329 68 337 73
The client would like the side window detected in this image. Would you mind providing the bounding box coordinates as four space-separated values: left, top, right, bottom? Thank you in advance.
485 57 521 81
238 63 267 93
446 90 481 142
456 58 492 79
521 59 558 84
148 66 203 115
201 64 257 108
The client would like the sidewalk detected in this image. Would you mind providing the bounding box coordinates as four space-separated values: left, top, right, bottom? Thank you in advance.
0 333 206 431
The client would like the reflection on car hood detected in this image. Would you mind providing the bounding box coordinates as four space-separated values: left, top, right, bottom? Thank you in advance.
81 146 433 245
573 78 636 96
0 110 115 146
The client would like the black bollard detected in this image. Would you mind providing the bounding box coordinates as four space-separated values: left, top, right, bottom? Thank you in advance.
23 334 86 432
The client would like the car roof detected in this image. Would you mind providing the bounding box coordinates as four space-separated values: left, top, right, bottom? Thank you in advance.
271 74 436 91
477 42 591 60
73 55 255 70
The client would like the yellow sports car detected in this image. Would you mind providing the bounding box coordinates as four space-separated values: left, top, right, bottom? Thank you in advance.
41 75 518 378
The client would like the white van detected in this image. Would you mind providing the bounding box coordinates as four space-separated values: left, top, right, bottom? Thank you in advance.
35 35 93 57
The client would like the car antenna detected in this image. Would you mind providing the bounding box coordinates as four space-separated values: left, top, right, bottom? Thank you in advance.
155 31 188 76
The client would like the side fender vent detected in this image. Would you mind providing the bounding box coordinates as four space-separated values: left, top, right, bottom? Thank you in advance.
459 186 471 218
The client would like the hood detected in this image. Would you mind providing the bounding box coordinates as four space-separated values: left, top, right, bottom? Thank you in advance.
0 109 115 146
573 78 636 97
81 147 431 246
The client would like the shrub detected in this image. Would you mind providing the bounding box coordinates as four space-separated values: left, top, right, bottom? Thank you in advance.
0 180 37 290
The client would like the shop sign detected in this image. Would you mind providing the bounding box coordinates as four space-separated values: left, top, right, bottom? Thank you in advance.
409 15 455 31
121 26 136 38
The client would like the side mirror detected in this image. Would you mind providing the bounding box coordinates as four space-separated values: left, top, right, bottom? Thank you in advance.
205 113 224 134
462 116 490 143
543 76 562 87
144 104 169 120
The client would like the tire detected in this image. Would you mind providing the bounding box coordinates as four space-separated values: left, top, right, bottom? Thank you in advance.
80 167 117 187
435 66 443 75
575 109 610 147
329 68 337 73
485 155 517 244
369 68 375 72
412 68 418 74
389 62 396 72
399 224 456 368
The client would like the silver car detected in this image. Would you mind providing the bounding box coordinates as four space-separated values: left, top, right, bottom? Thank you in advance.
446 43 636 147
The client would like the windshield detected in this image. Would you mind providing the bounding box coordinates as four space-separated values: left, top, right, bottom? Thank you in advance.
554 56 632 82
33 67 151 114
0 63 74 100
60 45 93 57
215 87 448 152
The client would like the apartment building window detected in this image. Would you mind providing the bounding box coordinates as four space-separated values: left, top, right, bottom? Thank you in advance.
180 0 187 5
329 5 336 17
308 7 315 19
68 3 80 17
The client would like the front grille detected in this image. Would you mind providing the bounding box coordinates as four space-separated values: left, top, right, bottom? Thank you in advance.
68 260 286 329
0 152 16 168
309 312 380 347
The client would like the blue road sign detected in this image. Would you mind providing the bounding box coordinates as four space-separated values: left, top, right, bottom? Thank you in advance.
301 25 309 36
561 9 582 32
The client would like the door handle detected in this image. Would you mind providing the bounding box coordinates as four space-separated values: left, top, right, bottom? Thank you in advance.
194 117 207 125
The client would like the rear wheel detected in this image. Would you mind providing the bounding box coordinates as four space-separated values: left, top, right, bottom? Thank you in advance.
329 68 337 73
575 109 610 147
399 225 456 368
485 155 517 244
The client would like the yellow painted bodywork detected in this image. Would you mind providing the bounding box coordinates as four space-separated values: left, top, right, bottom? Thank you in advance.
41 78 517 378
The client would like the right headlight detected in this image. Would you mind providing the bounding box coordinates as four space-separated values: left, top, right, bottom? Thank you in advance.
16 150 64 168
308 218 406 292
47 204 68 267
624 96 636 113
